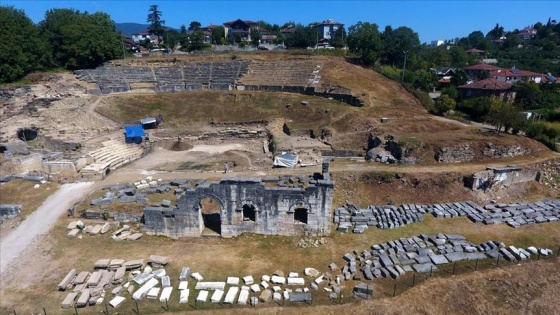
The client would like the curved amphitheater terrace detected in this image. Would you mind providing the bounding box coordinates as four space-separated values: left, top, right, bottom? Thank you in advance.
0 54 559 314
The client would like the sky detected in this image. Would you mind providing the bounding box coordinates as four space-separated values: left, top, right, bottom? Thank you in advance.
3 0 557 43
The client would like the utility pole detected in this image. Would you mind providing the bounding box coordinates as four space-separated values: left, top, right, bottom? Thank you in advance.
401 50 408 83
120 31 126 60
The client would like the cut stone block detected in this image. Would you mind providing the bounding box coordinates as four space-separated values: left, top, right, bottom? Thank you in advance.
194 282 226 291
109 296 125 308
224 286 239 304
61 292 78 309
227 277 240 285
243 275 254 285
179 289 189 303
196 290 209 302
211 289 224 303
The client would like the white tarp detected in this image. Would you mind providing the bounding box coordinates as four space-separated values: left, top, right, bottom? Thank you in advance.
273 152 298 168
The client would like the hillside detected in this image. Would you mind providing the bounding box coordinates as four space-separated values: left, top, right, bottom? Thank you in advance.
96 54 549 164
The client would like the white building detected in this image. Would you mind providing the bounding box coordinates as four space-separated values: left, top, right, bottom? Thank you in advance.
314 19 343 40
430 40 444 47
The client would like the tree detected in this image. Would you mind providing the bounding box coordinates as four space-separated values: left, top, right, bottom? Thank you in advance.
331 27 347 48
486 23 504 40
381 26 420 66
0 6 52 83
40 9 121 69
485 97 523 134
147 4 165 45
434 94 457 115
347 22 383 65
188 21 201 31
449 46 469 67
250 28 262 47
283 24 316 49
211 26 225 45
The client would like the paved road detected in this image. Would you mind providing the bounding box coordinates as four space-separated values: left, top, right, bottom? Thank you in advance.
0 182 94 274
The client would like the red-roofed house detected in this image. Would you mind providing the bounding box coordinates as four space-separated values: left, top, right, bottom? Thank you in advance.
463 63 503 78
518 27 537 40
281 25 297 34
223 19 259 42
457 78 515 101
489 68 545 84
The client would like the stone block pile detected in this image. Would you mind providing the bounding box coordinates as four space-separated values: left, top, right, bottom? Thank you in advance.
334 233 554 281
335 199 560 232
476 200 560 227
0 204 22 220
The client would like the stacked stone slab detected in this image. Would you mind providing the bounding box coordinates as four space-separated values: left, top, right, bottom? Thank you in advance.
480 200 560 227
337 233 548 281
335 199 560 232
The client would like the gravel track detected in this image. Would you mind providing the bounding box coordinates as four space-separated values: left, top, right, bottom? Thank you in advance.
0 182 94 274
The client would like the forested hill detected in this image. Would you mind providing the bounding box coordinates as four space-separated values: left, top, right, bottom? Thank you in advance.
115 23 151 36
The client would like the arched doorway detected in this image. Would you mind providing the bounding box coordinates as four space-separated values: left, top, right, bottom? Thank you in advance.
242 204 256 222
294 207 308 224
200 197 222 235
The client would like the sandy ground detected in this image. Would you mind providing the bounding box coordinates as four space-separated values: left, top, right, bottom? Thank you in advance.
0 182 94 274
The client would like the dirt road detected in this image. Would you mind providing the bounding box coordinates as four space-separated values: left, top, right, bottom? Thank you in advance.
0 182 94 274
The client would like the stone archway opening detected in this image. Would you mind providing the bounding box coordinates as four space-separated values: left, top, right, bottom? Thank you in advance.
294 207 308 224
242 204 256 222
200 197 221 235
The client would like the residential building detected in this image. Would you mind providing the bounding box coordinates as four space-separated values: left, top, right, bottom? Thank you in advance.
489 67 545 84
430 40 444 47
463 63 502 78
223 19 259 42
314 19 343 40
457 78 515 101
518 27 537 39
131 29 160 45
281 25 297 35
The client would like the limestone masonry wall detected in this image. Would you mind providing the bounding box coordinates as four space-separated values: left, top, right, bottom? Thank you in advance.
143 161 335 238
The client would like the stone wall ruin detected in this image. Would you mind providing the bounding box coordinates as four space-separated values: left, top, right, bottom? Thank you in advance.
143 160 335 238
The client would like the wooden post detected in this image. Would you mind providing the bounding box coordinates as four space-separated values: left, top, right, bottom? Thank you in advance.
392 282 397 297
412 273 416 287
475 258 479 271
452 262 457 275
430 265 433 277
496 255 500 267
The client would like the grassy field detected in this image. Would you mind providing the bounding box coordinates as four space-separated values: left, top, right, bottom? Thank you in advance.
0 179 60 217
1 209 558 314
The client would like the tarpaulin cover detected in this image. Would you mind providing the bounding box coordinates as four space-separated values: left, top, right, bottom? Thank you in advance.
124 124 145 143
273 152 298 168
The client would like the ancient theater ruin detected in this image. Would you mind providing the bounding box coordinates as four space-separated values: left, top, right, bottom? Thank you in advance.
143 160 334 238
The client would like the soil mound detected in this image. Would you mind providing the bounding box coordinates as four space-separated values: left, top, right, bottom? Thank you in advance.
158 139 193 151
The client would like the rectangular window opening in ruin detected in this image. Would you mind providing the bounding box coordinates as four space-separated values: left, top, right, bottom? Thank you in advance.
294 208 308 224
242 205 256 222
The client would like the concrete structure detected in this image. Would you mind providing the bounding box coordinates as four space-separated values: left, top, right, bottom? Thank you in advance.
143 160 334 238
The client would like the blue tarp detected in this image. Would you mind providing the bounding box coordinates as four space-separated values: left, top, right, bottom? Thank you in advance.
124 124 145 144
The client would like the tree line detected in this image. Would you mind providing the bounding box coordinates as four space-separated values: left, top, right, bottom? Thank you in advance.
0 6 122 83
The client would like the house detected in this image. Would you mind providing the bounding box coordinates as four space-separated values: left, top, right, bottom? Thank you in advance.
132 29 160 46
281 25 297 35
463 63 502 78
223 19 259 42
518 27 537 39
457 78 515 101
489 67 545 84
313 19 343 40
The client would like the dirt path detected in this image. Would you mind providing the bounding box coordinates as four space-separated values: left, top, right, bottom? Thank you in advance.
0 182 95 274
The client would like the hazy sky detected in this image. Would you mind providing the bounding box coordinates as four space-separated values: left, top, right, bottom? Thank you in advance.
3 0 556 42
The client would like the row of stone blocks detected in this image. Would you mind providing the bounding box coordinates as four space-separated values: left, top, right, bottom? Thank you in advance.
335 199 560 233
336 233 553 281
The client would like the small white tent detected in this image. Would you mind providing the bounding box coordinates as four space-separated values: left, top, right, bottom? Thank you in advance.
273 152 298 168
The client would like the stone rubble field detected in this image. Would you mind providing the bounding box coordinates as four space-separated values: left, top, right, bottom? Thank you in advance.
335 233 554 282
335 199 560 233
56 254 357 310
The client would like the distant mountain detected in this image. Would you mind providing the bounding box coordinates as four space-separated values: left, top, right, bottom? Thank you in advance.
115 23 150 36
115 22 179 36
